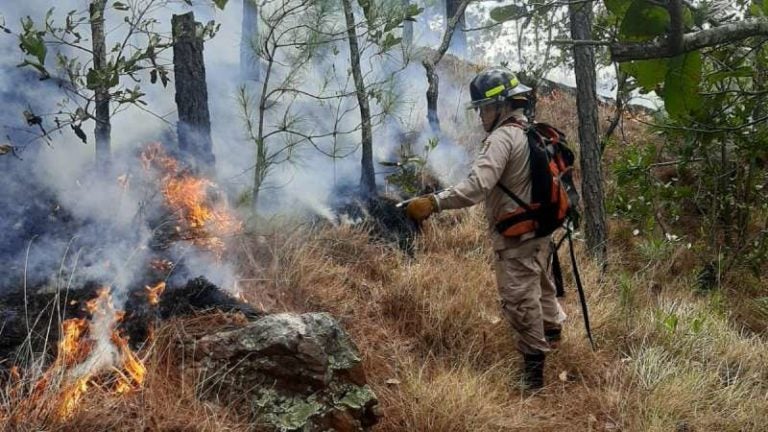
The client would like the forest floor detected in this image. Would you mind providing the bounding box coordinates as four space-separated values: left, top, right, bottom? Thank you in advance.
2 61 766 431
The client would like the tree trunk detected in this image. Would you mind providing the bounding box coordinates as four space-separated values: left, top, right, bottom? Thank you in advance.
425 62 440 132
402 0 413 50
240 0 260 81
341 0 376 198
569 1 607 265
446 0 467 56
172 12 216 171
90 0 111 168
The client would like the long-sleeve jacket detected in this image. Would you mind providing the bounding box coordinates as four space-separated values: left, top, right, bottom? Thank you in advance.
434 109 549 256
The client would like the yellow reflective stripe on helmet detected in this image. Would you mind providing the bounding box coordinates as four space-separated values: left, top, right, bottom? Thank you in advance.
483 77 521 98
484 84 506 98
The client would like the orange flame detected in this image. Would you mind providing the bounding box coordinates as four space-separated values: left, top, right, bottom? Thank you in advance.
140 143 241 257
19 288 150 420
111 331 147 393
145 281 166 306
57 376 90 419
57 318 89 367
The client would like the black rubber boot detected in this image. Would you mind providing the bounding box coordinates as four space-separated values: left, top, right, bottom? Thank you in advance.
522 353 545 390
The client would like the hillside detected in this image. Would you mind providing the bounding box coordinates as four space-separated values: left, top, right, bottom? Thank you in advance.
3 86 764 431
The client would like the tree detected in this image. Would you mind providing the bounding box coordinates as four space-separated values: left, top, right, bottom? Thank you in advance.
344 0 420 197
237 0 415 208
241 0 261 81
11 1 225 163
446 0 467 55
172 12 216 170
569 1 607 264
342 0 376 196
90 0 111 167
590 0 768 280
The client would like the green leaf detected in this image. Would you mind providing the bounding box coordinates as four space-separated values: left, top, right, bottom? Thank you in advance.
213 0 228 9
490 4 527 23
16 59 49 78
604 0 632 17
86 68 99 90
619 0 669 42
19 31 47 65
621 59 668 92
663 52 702 120
380 33 401 52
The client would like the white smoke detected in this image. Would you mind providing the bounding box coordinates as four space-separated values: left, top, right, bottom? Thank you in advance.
0 0 501 299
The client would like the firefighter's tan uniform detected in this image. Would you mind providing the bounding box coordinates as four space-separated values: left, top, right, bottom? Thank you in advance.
434 109 562 355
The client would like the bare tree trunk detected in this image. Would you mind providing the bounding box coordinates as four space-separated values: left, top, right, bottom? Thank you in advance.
402 0 413 49
90 0 111 168
172 12 216 171
423 0 470 132
341 0 376 197
241 0 260 81
569 1 607 264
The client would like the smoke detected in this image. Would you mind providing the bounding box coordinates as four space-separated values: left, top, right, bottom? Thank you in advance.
0 0 494 303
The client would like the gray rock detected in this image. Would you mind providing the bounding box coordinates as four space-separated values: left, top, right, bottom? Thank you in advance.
187 312 380 431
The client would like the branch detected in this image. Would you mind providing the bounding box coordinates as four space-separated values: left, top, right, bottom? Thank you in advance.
667 0 683 54
611 18 768 62
425 0 472 66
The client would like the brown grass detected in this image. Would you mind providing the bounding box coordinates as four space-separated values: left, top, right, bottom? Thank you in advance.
3 76 766 432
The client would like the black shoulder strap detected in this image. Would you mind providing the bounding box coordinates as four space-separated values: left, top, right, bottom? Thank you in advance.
496 182 532 211
495 119 535 212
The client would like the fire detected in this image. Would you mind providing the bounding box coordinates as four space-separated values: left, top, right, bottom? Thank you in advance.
18 287 151 421
140 143 242 257
112 331 147 393
57 318 89 367
57 376 90 419
145 281 166 305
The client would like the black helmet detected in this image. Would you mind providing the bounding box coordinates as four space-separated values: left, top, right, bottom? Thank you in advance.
467 66 532 110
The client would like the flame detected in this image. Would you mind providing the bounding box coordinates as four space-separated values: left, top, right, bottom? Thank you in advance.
57 318 89 367
19 287 149 421
111 331 146 392
140 143 241 257
145 281 166 306
57 376 90 419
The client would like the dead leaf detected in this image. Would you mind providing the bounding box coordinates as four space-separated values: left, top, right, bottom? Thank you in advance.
559 370 568 382
0 144 12 155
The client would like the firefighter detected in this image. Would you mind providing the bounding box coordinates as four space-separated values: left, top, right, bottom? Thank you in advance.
405 66 565 390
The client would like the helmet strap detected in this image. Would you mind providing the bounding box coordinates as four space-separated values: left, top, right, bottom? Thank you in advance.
490 104 503 131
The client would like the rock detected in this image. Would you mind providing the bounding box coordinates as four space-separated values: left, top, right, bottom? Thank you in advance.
187 312 380 431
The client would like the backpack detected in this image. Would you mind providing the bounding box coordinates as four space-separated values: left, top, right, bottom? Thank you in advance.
494 120 579 239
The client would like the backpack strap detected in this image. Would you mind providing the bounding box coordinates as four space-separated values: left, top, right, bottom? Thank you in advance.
497 182 532 212
494 117 533 211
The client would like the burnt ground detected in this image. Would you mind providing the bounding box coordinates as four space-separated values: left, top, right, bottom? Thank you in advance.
0 277 261 370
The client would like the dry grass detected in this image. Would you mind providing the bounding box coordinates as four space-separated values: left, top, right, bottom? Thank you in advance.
3 76 766 432
237 207 767 431
0 316 251 432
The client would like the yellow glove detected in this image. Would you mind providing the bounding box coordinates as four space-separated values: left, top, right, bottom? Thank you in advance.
405 195 437 222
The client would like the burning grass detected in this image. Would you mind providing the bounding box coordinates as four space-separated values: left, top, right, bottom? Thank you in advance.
1 315 250 431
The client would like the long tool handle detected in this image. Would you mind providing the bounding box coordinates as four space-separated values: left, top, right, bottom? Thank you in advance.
569 228 595 351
